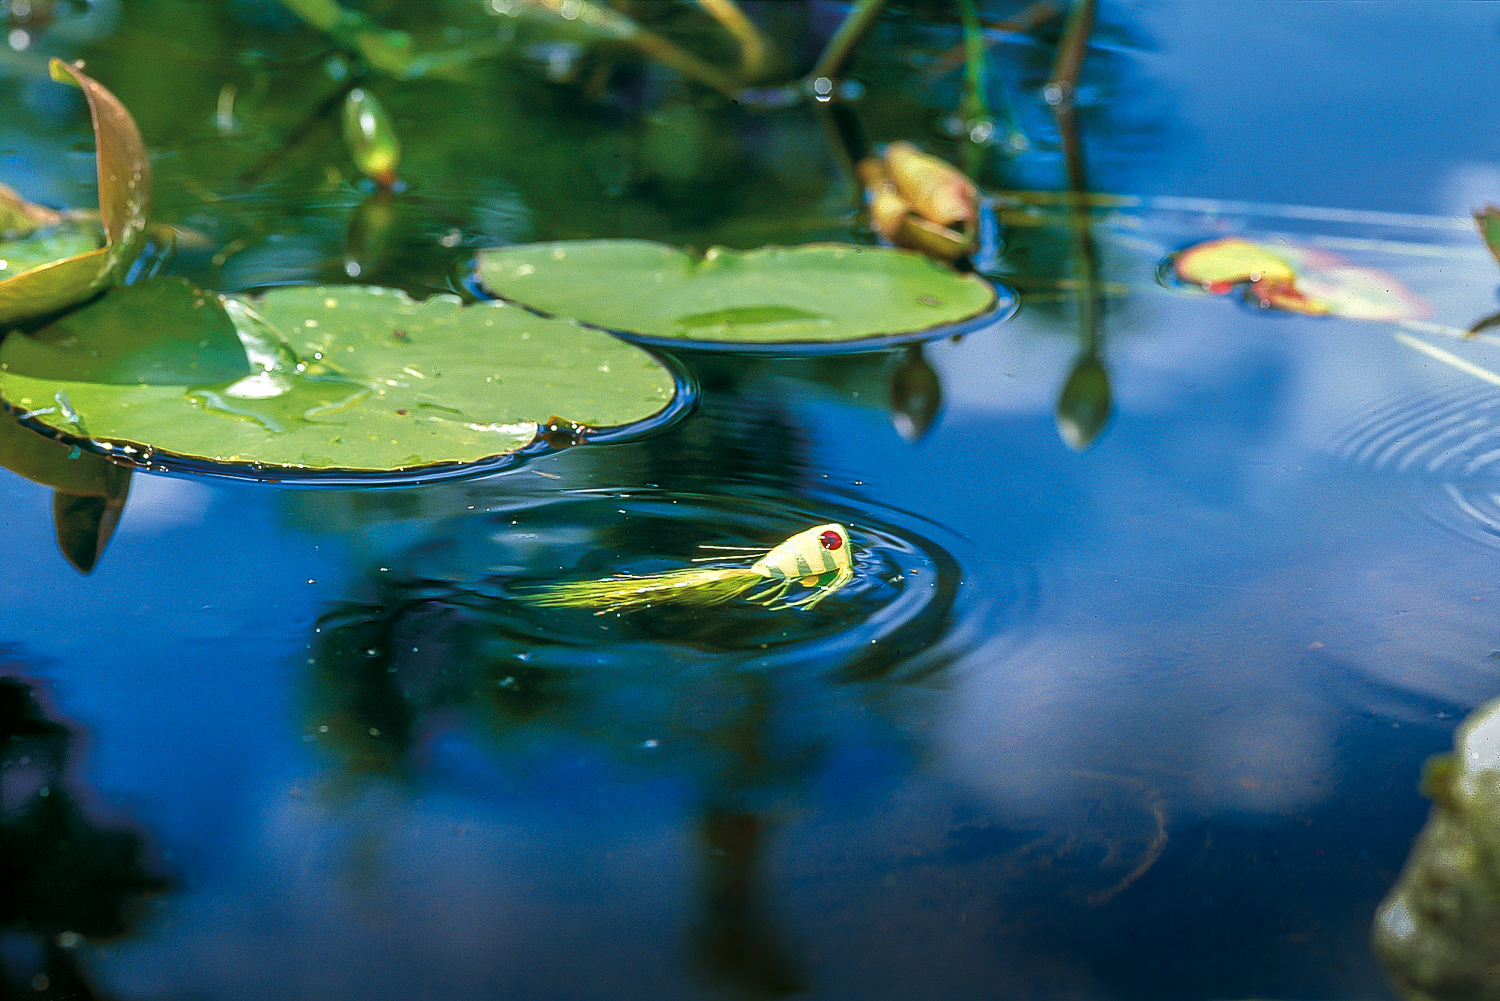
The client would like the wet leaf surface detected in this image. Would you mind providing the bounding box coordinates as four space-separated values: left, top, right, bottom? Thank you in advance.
475 241 1002 347
0 285 675 474
0 278 251 385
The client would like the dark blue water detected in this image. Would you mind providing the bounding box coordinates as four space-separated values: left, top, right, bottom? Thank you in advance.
5 2 1500 998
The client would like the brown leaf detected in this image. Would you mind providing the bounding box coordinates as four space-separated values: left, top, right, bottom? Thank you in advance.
49 59 150 253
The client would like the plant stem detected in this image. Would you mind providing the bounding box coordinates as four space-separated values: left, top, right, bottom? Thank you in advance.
693 0 772 81
810 0 887 83
526 0 745 100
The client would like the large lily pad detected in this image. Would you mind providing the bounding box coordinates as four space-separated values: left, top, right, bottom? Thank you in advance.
0 285 676 475
474 241 1006 350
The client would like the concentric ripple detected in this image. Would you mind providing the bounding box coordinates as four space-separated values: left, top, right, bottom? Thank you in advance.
302 489 1036 779
1334 384 1500 550
385 490 1002 680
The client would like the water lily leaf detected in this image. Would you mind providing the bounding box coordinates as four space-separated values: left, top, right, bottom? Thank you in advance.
0 285 675 474
475 241 1003 349
0 409 127 496
1172 237 1428 321
0 278 251 385
0 226 102 286
0 61 150 326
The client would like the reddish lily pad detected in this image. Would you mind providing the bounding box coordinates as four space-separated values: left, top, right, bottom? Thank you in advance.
1173 237 1428 321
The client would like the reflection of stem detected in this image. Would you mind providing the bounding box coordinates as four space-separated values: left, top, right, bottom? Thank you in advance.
694 0 772 81
525 0 745 100
810 0 887 82
814 100 868 200
925 2 1062 79
1047 0 1100 355
1047 0 1096 108
689 673 804 996
693 809 804 995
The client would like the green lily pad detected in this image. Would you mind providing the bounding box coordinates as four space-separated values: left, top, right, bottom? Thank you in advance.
1 278 252 385
474 241 1005 349
0 285 676 475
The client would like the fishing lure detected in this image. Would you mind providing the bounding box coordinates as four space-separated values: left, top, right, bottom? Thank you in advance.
522 523 854 614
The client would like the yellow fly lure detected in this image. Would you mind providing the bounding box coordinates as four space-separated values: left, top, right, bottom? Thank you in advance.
522 523 855 614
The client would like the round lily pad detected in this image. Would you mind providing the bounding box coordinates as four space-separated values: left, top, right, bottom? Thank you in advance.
474 241 1010 351
0 284 678 477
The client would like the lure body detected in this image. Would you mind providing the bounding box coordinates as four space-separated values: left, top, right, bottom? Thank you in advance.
522 523 854 614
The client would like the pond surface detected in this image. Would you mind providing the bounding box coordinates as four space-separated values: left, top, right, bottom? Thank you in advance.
4 2 1500 999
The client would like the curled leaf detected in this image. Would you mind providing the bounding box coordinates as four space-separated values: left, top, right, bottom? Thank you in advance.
885 142 979 232
0 61 151 327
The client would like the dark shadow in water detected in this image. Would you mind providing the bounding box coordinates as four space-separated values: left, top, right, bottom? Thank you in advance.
295 477 986 998
0 653 169 999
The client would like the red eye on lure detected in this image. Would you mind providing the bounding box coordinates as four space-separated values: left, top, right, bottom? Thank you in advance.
522 523 855 614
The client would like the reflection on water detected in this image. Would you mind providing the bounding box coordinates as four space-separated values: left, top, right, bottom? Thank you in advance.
0 660 167 998
298 486 985 996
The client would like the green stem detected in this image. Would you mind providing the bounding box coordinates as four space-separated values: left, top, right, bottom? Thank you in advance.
810 0 888 83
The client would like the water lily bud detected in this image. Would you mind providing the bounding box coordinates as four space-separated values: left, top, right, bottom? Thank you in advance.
1055 351 1111 451
889 345 942 442
342 88 401 189
884 141 978 231
858 145 977 263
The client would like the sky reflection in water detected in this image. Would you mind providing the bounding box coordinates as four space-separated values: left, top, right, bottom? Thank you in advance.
6 2 1500 999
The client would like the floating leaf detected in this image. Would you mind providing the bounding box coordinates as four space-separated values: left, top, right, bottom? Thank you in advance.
1172 237 1427 321
0 285 675 475
0 61 151 326
475 241 1003 349
1 278 251 385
